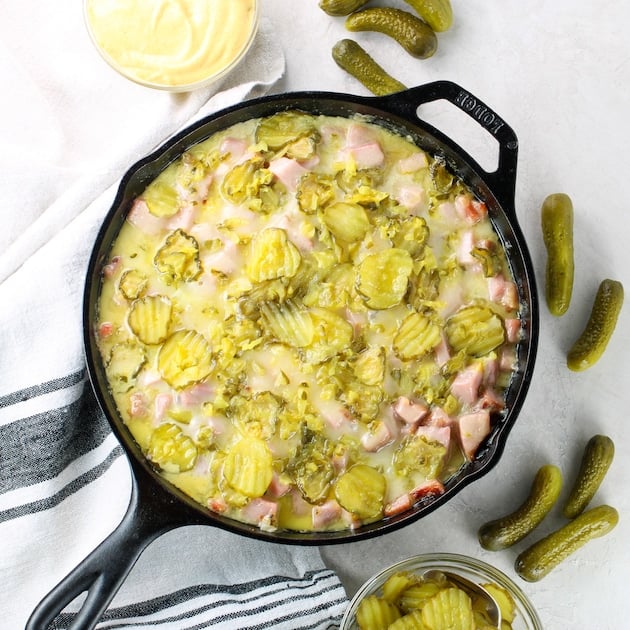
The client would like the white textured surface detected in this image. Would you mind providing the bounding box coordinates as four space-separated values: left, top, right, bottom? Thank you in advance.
261 0 629 628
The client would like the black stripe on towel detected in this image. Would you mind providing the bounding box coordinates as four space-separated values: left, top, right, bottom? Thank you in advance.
52 569 346 630
0 378 112 494
0 444 123 524
0 369 86 409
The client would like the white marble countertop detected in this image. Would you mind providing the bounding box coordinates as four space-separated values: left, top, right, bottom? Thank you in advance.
262 0 629 628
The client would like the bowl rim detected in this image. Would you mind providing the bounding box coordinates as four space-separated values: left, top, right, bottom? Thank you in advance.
340 552 543 630
82 0 260 92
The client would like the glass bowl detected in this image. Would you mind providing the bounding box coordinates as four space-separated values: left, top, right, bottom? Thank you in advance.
83 0 259 92
340 553 542 630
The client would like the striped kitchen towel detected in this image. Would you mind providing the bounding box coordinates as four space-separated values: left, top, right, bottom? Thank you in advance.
0 7 348 628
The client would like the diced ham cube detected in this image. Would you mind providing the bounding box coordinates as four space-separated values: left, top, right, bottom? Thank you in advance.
167 203 197 232
208 496 228 513
455 195 488 224
219 137 248 160
98 322 114 338
415 425 451 451
410 479 445 501
476 388 506 413
346 142 385 169
505 318 521 343
500 346 517 372
393 396 429 425
488 276 519 310
203 239 241 275
154 393 172 421
129 392 147 417
459 411 491 460
457 230 476 265
103 256 121 279
268 157 308 192
438 201 459 225
427 407 454 428
179 382 215 406
346 123 378 147
397 151 429 173
267 472 291 499
127 199 167 235
395 184 426 214
361 420 395 452
434 332 451 367
312 500 343 529
384 493 412 517
242 498 277 528
450 363 483 405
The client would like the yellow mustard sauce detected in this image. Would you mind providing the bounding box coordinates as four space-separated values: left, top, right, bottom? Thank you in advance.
85 0 257 88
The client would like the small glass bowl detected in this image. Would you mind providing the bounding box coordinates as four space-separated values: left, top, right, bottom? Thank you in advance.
83 0 259 92
340 553 542 630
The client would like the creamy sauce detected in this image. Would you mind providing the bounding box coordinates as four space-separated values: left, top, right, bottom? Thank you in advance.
95 113 522 532
85 0 257 88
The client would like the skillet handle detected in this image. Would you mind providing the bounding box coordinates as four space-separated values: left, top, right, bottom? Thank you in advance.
26 467 194 630
374 81 519 213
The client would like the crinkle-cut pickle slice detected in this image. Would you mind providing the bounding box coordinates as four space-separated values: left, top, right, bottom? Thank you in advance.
394 311 442 359
305 307 354 363
321 201 370 243
421 587 475 630
142 168 180 218
128 294 172 345
357 248 413 309
148 422 198 473
119 268 148 300
260 300 314 347
157 329 213 390
334 464 386 520
445 304 505 357
355 594 401 630
223 437 274 498
246 227 302 283
387 609 425 630
154 228 202 282
255 110 317 151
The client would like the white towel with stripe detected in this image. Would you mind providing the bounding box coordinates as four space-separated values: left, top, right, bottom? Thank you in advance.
0 6 348 629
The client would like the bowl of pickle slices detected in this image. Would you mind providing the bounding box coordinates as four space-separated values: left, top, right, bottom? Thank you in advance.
340 553 543 630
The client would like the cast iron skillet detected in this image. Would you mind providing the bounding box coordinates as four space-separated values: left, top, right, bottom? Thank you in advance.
27 81 538 630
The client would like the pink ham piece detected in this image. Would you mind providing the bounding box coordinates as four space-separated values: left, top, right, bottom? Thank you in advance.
154 393 172 421
267 472 291 499
459 411 491 460
166 204 197 232
312 500 343 529
395 184 426 214
384 492 412 517
179 382 215 407
393 396 429 425
434 333 451 367
127 198 167 235
268 157 308 192
361 420 395 452
98 322 114 338
450 363 483 405
219 137 248 160
456 230 477 265
410 479 445 501
505 318 521 343
102 256 121 279
427 406 454 428
129 392 147 417
476 388 506 413
242 498 278 528
455 195 488 224
414 425 451 451
397 151 428 173
488 275 519 310
343 123 385 169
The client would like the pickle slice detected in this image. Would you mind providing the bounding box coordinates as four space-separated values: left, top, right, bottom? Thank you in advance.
334 464 386 520
223 437 274 498
147 422 198 473
445 305 505 357
260 300 314 347
154 229 202 283
142 165 180 217
356 594 401 630
421 587 474 630
321 201 371 243
246 227 302 282
157 329 213 390
387 610 425 630
394 311 442 360
119 269 148 300
105 341 146 393
128 295 172 345
357 248 413 309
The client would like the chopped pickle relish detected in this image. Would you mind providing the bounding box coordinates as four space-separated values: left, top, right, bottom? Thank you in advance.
95 111 522 532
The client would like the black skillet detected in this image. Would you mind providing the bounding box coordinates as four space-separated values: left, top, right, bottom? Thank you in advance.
27 81 539 630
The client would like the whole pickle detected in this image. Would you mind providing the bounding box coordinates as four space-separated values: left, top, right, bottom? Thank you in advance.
563 435 614 519
541 193 574 316
567 278 624 371
345 8 438 59
515 505 619 582
319 0 369 16
402 0 453 32
478 464 563 551
332 39 407 96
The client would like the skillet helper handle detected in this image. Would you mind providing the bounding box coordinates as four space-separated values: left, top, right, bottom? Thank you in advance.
26 473 181 630
375 80 519 213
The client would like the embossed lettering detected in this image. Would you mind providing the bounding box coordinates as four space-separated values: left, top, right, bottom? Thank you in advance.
455 90 505 135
